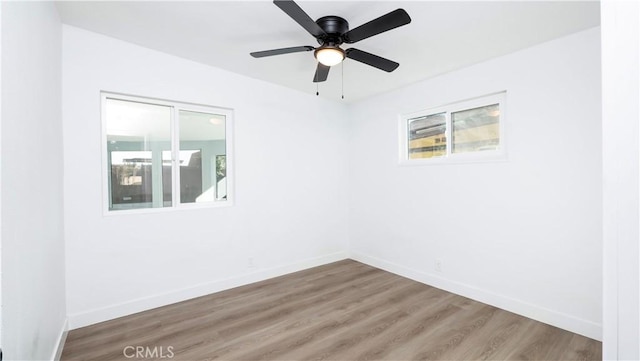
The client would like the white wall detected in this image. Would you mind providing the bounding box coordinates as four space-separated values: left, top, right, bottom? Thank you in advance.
348 27 602 340
1 2 67 360
601 1 640 359
62 26 350 328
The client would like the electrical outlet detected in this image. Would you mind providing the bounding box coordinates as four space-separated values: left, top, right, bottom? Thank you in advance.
248 257 255 269
435 259 443 273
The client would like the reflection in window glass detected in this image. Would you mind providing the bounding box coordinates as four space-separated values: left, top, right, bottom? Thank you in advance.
105 99 172 210
179 110 226 203
408 112 447 159
161 150 204 204
216 155 227 201
110 151 153 207
452 104 500 154
161 151 172 206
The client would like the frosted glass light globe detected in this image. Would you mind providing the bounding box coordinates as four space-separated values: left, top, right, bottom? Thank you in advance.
315 47 345 66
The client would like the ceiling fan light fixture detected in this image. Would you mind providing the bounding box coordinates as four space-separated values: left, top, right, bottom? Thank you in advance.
314 46 345 67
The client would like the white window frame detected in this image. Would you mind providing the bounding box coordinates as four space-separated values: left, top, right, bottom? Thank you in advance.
399 91 507 165
101 92 234 215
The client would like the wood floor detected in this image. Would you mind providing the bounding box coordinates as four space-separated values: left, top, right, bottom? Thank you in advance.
62 260 601 361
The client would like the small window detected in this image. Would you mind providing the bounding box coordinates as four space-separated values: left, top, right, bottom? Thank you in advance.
400 92 505 164
102 93 233 213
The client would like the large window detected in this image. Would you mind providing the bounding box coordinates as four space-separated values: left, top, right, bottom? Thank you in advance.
102 93 233 212
400 92 506 164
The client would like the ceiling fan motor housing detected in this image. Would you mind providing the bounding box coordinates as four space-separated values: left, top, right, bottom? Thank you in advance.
315 16 349 45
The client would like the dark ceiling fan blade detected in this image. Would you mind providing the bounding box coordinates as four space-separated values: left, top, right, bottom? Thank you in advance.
343 9 411 44
250 46 315 58
313 63 330 82
274 0 327 39
345 48 399 72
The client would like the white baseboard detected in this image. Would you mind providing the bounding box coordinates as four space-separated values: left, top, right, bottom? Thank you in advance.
67 251 349 330
52 319 69 361
350 250 602 341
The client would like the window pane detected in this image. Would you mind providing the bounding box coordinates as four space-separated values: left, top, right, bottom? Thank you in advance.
408 112 447 159
179 110 227 203
105 98 172 210
452 104 499 154
161 151 172 206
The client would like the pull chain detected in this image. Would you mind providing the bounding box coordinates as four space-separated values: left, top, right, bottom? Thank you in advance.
316 81 319 96
341 61 345 100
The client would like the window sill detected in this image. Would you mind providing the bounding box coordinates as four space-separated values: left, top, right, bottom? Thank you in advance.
399 151 508 166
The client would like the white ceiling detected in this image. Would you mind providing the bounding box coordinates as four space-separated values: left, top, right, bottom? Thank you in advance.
55 1 600 103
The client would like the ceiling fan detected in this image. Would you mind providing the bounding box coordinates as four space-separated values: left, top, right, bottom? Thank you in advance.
250 0 411 83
